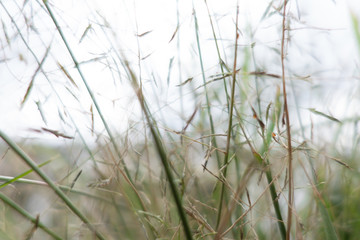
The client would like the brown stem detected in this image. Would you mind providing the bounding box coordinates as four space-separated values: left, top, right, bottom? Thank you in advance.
280 1 294 240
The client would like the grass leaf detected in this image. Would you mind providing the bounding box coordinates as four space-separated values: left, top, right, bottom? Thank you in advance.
0 130 106 240
57 62 78 89
308 108 341 123
0 160 51 189
79 24 92 43
0 192 62 239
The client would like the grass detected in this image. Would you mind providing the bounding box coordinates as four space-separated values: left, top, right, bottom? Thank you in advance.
0 0 359 239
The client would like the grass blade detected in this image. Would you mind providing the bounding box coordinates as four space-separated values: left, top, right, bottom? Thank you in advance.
308 108 341 123
193 5 221 169
215 4 240 235
280 1 294 239
124 59 193 240
0 160 51 189
40 5 155 237
0 192 62 239
0 130 106 240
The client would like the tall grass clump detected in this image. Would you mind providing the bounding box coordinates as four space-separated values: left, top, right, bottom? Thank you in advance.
0 0 359 239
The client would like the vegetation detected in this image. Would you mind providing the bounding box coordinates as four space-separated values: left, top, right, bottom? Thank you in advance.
0 0 359 239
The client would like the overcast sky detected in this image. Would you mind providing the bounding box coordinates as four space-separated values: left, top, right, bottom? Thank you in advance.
0 0 359 145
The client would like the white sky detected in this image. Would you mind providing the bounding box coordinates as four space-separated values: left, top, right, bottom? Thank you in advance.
0 0 359 145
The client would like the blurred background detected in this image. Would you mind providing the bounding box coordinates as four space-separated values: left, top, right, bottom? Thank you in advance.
0 0 360 239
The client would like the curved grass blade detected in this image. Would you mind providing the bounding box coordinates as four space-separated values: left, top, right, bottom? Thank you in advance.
0 130 106 240
193 5 221 169
0 160 51 189
215 5 240 235
41 0 132 180
308 108 341 123
0 192 62 240
0 192 62 239
40 4 155 237
0 175 115 204
124 59 193 240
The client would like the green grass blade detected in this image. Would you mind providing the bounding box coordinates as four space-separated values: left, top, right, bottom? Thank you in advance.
0 130 106 240
318 199 339 240
0 160 51 189
193 6 220 168
215 5 240 233
41 0 132 182
41 5 155 236
258 88 287 240
124 60 193 240
265 100 287 240
290 75 339 240
0 175 114 204
0 192 62 240
308 108 341 123
204 1 230 110
1 0 102 173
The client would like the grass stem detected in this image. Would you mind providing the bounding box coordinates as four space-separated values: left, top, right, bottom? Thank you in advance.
215 5 240 234
280 1 294 239
0 130 105 240
124 60 193 240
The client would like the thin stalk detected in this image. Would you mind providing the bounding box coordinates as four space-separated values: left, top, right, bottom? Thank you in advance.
42 0 131 181
86 18 164 238
204 4 243 235
124 61 193 240
41 4 154 236
0 192 62 240
204 0 230 110
176 0 184 116
0 175 119 204
280 1 293 240
289 45 339 240
203 0 229 176
193 6 220 168
215 5 240 232
250 38 262 118
266 169 287 238
0 131 105 240
263 90 287 240
1 0 102 173
236 88 287 239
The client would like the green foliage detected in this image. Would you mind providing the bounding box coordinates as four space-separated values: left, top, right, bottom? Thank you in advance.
0 1 358 239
